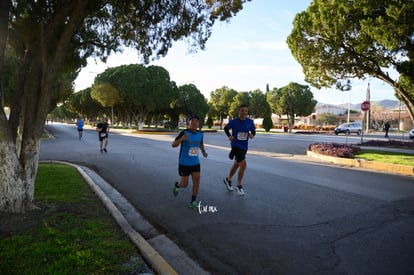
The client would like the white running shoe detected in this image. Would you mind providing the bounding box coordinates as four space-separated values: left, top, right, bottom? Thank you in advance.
223 178 233 191
236 186 245 196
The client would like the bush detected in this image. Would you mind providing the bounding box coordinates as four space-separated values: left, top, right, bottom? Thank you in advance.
308 143 361 158
262 116 273 132
206 117 213 128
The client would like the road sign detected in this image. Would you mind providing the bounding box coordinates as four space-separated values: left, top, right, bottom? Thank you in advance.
361 101 370 111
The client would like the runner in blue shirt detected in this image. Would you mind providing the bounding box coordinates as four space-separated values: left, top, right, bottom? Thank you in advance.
223 104 256 196
77 118 84 139
172 115 208 209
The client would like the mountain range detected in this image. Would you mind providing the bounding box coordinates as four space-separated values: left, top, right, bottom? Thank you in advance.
317 99 401 111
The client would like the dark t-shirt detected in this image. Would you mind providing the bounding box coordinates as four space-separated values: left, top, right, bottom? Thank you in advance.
97 123 109 135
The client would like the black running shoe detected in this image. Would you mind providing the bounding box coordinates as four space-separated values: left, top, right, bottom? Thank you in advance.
223 177 234 191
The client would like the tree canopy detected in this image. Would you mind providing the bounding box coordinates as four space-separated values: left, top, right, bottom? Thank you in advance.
171 83 209 126
287 0 414 121
91 64 178 127
0 0 250 213
268 82 316 131
209 86 238 128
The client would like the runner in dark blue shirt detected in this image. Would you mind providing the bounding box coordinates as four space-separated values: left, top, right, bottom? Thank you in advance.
223 104 256 196
172 115 208 209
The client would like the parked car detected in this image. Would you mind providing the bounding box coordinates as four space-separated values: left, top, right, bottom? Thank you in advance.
334 122 362 135
409 128 414 139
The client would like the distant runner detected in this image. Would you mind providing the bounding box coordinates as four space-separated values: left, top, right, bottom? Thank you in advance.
96 120 109 153
77 117 84 139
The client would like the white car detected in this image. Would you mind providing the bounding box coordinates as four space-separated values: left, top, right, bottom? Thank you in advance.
409 128 414 139
334 122 362 135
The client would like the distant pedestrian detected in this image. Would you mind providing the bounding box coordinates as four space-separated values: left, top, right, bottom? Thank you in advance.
223 104 256 196
96 120 109 153
384 121 390 138
77 118 84 139
172 115 208 210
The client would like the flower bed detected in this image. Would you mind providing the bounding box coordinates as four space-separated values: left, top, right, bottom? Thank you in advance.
308 143 361 158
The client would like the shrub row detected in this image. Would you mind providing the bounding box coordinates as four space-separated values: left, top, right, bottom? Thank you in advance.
308 143 361 158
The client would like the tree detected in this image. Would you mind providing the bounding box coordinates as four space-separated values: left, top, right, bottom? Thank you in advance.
209 86 238 128
229 92 251 117
96 64 149 128
91 82 121 123
93 64 178 129
266 87 279 115
0 0 249 213
91 83 121 109
145 65 179 125
67 88 104 120
262 116 273 132
270 82 316 132
172 83 209 126
206 116 214 128
2 45 18 107
0 0 11 107
249 89 271 119
316 113 338 126
287 0 414 121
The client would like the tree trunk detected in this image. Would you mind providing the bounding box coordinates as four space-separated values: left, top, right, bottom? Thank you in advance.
0 3 87 213
0 0 11 106
0 111 38 213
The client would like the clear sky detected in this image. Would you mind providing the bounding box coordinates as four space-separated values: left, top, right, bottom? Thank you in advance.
74 0 397 105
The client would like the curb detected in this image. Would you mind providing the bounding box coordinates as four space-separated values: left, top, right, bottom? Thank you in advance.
41 161 178 275
306 150 414 176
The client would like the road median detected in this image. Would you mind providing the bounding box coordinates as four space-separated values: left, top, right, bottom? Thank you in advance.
307 150 414 176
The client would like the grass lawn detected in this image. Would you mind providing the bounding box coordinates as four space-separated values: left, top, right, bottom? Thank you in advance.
0 163 149 274
355 150 414 166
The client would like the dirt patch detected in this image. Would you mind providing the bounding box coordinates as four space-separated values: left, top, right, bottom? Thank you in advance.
0 202 84 238
0 208 44 238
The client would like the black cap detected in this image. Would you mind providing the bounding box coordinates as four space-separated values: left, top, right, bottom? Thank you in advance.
188 115 200 121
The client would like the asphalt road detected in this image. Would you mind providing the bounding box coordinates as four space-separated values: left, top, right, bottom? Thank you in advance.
40 123 414 275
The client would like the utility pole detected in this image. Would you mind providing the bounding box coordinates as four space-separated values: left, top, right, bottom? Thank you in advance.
365 82 370 133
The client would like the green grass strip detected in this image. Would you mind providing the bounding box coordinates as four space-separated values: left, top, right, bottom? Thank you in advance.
355 150 414 166
0 163 147 274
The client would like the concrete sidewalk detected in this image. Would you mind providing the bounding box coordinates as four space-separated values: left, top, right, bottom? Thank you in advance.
42 160 209 275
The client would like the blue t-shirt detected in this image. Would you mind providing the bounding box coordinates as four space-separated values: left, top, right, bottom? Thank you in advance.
77 119 84 130
224 117 256 150
175 129 204 166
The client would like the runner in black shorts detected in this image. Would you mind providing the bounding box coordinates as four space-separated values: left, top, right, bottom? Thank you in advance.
223 104 256 196
179 164 201 177
172 115 208 209
96 120 109 153
229 146 247 163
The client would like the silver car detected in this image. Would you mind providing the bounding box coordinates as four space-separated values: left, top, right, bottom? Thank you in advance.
334 122 362 135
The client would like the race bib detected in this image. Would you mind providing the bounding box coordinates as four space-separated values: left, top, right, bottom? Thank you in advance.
188 147 199 156
100 133 106 137
237 132 248 140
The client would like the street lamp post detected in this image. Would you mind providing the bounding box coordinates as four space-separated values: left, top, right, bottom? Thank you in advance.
347 90 351 124
365 82 370 134
337 80 352 124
